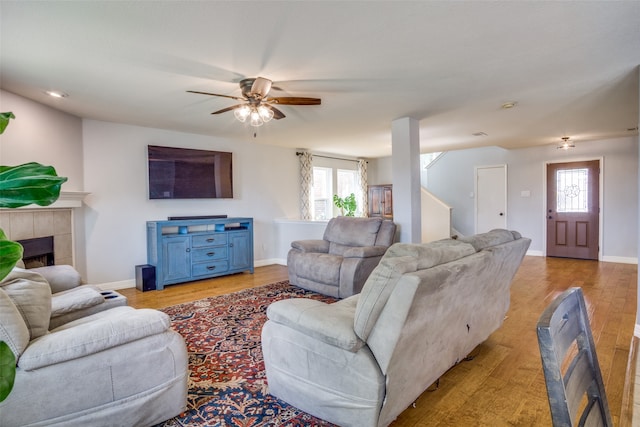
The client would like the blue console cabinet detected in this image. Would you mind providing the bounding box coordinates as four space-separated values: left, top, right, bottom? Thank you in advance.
147 217 254 290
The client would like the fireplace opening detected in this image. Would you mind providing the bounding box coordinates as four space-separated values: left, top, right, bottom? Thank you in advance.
17 236 54 268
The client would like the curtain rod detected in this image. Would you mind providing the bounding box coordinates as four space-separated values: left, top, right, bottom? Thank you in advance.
296 152 365 163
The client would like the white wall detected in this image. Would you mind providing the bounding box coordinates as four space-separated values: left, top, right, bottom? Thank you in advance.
422 136 638 261
0 90 89 274
0 90 84 189
82 120 300 283
368 156 393 185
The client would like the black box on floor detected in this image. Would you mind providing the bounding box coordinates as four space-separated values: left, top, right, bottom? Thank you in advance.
135 264 156 292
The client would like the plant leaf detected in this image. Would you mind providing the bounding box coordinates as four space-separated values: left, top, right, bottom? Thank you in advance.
0 341 16 402
0 112 15 135
0 162 68 208
0 229 23 281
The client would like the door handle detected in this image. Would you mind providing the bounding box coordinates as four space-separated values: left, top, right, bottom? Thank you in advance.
548 216 553 219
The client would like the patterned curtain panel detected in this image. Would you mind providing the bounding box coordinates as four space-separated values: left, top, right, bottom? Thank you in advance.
357 159 368 217
299 151 314 220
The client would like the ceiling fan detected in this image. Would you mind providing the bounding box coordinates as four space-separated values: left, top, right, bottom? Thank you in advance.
187 77 321 127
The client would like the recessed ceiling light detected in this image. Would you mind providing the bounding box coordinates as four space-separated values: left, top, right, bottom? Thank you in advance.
501 101 517 109
44 90 68 98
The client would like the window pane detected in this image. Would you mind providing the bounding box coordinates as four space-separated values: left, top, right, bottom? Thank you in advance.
337 169 357 197
313 167 332 220
556 168 588 213
337 169 359 215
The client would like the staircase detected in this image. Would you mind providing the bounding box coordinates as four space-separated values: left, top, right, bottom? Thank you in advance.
421 188 454 242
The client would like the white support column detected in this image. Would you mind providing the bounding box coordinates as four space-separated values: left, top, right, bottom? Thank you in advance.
392 117 421 243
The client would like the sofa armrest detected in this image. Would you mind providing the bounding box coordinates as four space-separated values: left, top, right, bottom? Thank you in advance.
18 306 170 370
50 285 104 316
30 265 82 293
291 239 330 253
342 245 388 258
266 296 363 352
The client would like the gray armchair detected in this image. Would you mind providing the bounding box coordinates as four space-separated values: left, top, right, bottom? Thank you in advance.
287 216 396 298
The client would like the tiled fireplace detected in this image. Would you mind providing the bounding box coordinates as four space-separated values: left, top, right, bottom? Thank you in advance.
0 208 74 266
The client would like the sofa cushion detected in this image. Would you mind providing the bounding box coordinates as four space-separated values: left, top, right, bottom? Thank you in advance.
19 306 171 370
324 217 382 249
386 239 476 270
0 268 51 339
457 228 517 251
354 240 476 342
266 296 363 351
0 287 30 358
51 285 105 317
30 264 82 294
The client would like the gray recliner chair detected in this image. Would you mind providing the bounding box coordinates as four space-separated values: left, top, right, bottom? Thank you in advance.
287 216 396 298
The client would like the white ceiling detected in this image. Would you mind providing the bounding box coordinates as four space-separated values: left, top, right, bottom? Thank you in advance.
1 1 639 158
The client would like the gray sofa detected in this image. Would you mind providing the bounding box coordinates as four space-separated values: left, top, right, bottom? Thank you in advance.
287 216 397 298
263 229 531 427
0 268 188 427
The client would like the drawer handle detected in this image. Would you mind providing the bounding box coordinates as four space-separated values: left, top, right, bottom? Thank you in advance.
206 265 216 271
207 252 215 257
206 238 215 242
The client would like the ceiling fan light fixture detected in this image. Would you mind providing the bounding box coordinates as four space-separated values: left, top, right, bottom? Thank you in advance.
234 105 251 122
257 105 274 122
249 109 264 127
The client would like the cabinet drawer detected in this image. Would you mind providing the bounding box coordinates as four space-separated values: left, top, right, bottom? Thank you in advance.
192 233 227 247
192 246 228 263
192 260 229 277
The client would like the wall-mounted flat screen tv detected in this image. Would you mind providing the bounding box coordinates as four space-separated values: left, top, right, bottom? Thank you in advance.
148 145 233 199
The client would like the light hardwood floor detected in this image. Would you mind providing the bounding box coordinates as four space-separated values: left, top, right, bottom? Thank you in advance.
119 256 637 426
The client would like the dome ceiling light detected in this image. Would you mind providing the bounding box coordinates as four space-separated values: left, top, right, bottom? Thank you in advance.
557 136 575 150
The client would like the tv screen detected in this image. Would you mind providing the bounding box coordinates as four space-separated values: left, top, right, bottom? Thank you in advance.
148 145 233 199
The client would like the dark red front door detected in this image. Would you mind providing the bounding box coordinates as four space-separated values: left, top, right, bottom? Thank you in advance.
546 160 599 260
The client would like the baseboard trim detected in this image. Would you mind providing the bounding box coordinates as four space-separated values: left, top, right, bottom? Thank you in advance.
98 279 135 291
254 258 286 267
97 260 288 291
525 252 637 264
601 255 638 265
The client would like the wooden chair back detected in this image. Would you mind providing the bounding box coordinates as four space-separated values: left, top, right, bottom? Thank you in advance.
536 287 613 427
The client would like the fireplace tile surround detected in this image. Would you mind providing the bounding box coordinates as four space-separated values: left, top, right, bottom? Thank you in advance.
0 208 74 266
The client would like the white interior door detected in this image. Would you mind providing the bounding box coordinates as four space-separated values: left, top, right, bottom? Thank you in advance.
476 165 507 233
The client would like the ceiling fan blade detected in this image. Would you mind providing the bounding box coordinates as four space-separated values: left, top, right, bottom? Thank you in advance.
211 104 245 115
268 97 321 105
187 90 245 101
251 77 273 98
266 105 286 120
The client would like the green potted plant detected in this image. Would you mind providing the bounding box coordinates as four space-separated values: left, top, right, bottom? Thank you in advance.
0 111 68 402
333 193 357 217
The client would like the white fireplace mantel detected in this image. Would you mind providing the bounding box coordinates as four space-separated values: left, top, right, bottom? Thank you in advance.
1 191 90 209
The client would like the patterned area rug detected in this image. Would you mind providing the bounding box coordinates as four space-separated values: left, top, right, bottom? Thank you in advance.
157 281 338 427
